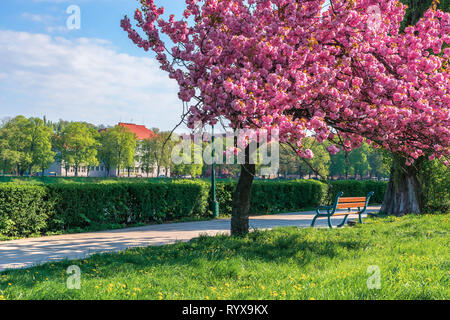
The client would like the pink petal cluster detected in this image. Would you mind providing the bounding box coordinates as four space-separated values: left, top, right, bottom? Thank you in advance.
328 145 341 155
122 0 449 165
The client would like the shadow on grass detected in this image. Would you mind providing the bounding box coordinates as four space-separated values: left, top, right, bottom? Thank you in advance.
93 228 366 274
0 227 368 292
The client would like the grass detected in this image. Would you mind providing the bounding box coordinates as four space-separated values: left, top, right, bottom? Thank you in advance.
0 214 448 300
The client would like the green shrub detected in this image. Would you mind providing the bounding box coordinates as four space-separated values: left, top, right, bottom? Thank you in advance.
420 160 450 213
214 180 328 215
47 184 131 230
0 185 52 237
48 181 211 231
328 180 387 204
127 181 210 223
0 181 211 237
250 180 328 214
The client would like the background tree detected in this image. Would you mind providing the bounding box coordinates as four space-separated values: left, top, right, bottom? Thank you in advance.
172 138 204 178
329 151 351 180
420 158 450 213
367 147 391 180
138 138 157 177
151 130 176 177
98 130 116 177
29 118 55 176
400 0 449 31
97 125 136 177
0 116 56 176
279 145 303 178
348 143 371 180
0 116 33 175
299 138 331 179
56 122 99 176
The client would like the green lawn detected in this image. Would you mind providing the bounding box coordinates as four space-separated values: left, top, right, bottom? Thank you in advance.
0 214 448 300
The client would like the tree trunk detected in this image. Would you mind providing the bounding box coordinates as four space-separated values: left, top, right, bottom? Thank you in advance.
381 157 423 216
231 146 255 236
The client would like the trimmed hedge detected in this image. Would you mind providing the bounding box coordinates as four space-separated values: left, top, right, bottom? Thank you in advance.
214 180 328 215
48 181 210 230
0 181 210 237
0 179 388 237
328 180 388 204
0 185 51 237
213 179 386 216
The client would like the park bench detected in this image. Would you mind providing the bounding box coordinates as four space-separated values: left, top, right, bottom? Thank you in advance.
311 191 374 229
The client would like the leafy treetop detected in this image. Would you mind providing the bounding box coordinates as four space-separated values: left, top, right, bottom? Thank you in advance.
122 0 449 166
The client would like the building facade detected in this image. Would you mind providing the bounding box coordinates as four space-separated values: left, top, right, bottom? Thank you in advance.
44 123 169 178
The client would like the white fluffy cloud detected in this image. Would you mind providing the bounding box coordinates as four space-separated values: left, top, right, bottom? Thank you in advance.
0 30 183 130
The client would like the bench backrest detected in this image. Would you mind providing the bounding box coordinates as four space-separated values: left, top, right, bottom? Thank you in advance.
337 197 367 209
332 191 374 212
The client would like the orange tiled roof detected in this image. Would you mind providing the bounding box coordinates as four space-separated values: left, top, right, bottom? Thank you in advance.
118 123 157 140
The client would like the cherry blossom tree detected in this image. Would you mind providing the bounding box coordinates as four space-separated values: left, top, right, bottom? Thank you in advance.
122 0 449 234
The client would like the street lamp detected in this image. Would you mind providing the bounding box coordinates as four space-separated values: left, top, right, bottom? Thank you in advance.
211 125 220 218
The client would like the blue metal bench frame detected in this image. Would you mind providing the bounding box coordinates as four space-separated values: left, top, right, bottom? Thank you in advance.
311 191 374 229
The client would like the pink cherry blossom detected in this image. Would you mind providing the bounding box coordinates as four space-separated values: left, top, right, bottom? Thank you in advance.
122 0 449 165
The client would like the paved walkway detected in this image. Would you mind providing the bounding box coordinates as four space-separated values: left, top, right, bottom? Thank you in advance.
0 207 380 271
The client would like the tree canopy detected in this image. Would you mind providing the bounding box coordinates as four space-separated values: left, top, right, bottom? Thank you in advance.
122 0 449 167
55 122 100 176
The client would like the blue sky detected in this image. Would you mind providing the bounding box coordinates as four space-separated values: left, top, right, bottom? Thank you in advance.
0 0 190 130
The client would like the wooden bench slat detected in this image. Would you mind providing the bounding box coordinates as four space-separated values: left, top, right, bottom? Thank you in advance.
338 197 367 203
337 202 366 209
333 212 361 216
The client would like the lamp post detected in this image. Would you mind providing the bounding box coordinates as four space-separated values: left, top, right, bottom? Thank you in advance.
211 125 219 218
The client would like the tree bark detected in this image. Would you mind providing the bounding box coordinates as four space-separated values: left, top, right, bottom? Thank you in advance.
381 157 423 216
231 146 255 236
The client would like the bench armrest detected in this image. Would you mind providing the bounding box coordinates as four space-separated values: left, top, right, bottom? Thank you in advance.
316 205 333 215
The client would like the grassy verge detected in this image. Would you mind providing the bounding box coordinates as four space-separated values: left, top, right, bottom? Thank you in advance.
0 214 448 300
